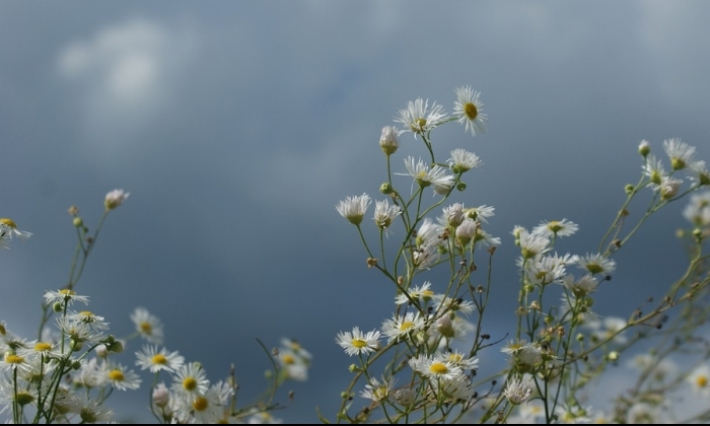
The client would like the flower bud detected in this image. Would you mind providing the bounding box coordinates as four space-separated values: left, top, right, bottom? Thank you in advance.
95 344 108 358
379 182 394 195
638 140 650 157
73 217 83 227
379 126 399 155
153 383 170 408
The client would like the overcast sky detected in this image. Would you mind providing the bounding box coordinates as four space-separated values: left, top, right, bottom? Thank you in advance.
2 1 710 422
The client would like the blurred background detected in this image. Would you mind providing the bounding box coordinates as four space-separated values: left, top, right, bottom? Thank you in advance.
2 1 710 422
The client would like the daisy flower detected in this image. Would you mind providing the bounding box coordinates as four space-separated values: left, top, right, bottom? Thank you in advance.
448 148 482 174
78 400 114 423
504 377 532 405
136 345 185 373
409 353 463 381
68 310 109 331
43 289 89 307
172 362 210 399
689 160 710 186
394 281 435 305
642 154 667 187
532 219 579 238
381 312 425 343
576 253 616 275
104 189 130 210
518 229 551 260
659 175 682 200
335 327 380 357
687 364 710 395
276 349 309 381
561 274 599 296
442 350 479 370
683 191 710 227
442 203 466 227
453 86 487 136
103 362 142 391
394 98 447 137
464 204 495 223
130 307 165 345
0 218 32 240
455 218 477 246
360 376 395 403
398 156 454 194
335 193 371 226
373 199 402 232
663 138 698 171
430 373 474 401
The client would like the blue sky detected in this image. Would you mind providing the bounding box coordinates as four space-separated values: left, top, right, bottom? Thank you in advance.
2 1 710 422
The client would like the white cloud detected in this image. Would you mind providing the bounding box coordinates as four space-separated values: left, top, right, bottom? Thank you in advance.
57 18 199 142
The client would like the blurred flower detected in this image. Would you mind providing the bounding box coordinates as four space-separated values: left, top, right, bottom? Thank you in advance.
379 126 399 155
43 289 89 307
104 189 130 210
663 138 698 171
360 376 395 403
103 362 141 391
130 307 165 345
532 219 579 238
576 253 616 275
688 364 710 395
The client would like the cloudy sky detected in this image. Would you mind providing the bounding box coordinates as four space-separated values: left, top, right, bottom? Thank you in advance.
2 1 710 422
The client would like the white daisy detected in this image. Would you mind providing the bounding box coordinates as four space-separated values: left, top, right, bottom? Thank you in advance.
43 289 89 307
642 154 667 187
130 307 165 345
442 203 466 227
518 229 550 260
103 362 142 391
464 205 495 223
504 377 532 405
104 189 130 210
381 312 425 343
683 191 710 227
687 364 710 395
448 148 482 174
663 138 698 171
561 274 599 295
172 362 210 399
576 253 616 275
532 219 579 238
336 193 371 226
408 353 463 381
453 86 487 136
455 218 477 246
373 199 402 231
0 218 32 240
335 327 380 357
442 350 479 370
394 281 436 305
659 175 683 200
394 98 447 137
398 156 454 194
135 345 185 373
360 376 395 403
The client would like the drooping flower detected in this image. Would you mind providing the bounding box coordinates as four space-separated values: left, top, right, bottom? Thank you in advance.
336 193 371 226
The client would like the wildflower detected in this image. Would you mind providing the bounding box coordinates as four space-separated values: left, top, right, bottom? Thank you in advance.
0 218 31 249
152 382 171 408
442 350 479 370
688 364 710 395
455 218 477 247
280 337 312 361
663 138 698 171
394 281 435 305
464 204 495 223
75 358 106 388
394 98 447 137
501 339 533 355
642 154 667 187
518 229 550 260
373 199 402 231
561 274 599 296
360 376 395 403
430 373 474 401
453 86 487 136
104 189 130 210
176 384 225 423
659 176 682 200
474 228 501 247
130 307 165 345
103 362 142 391
335 193 371 226
638 139 651 157
172 362 210 399
524 253 574 286
136 345 185 373
399 156 454 193
576 253 616 275
335 327 380 357
443 203 466 227
275 340 311 382
504 377 532 405
532 219 579 238
381 312 425 343
409 353 463 381
683 191 710 227
68 310 109 331
448 148 482 173
43 289 89 307
689 160 710 186
587 316 627 345
379 126 399 155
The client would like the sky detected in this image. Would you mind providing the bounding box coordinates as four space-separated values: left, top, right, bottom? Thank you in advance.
2 1 710 423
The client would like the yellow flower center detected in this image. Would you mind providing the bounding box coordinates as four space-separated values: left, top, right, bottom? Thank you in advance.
429 362 449 375
80 409 98 423
108 369 125 382
547 221 562 233
151 354 168 365
140 321 153 335
35 342 52 352
16 391 35 406
59 289 76 296
5 354 24 364
282 354 295 365
290 342 301 351
586 263 603 274
0 218 17 228
192 396 208 412
183 377 197 391
399 321 415 331
697 375 708 388
464 103 478 120
448 353 463 363
422 290 434 299
79 311 95 321
413 118 427 132
351 339 368 349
